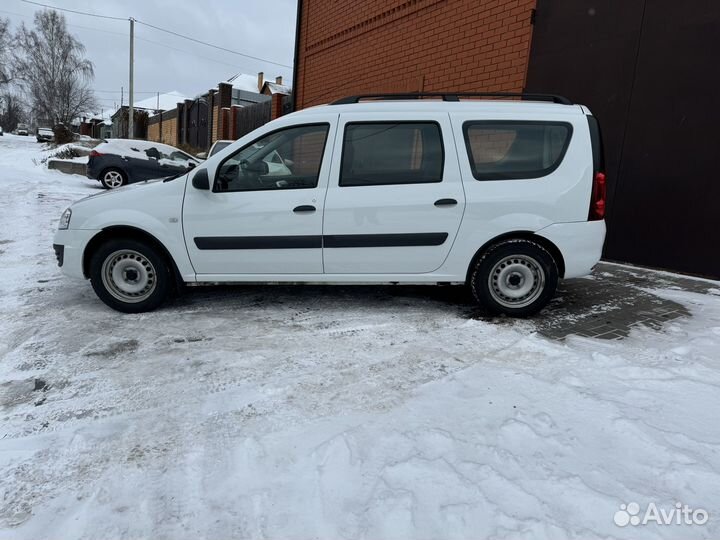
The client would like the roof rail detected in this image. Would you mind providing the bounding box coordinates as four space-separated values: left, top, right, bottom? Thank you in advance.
330 92 573 106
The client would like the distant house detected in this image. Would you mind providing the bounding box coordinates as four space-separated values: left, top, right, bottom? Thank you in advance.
147 73 289 150
77 111 112 139
226 73 273 106
97 111 113 139
110 91 188 139
261 76 291 97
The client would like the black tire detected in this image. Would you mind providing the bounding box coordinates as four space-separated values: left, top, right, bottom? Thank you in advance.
99 168 128 189
470 239 558 317
89 238 172 313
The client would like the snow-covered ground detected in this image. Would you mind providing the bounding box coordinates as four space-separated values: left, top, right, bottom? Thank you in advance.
1 133 719 539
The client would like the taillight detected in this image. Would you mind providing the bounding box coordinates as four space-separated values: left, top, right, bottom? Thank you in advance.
588 171 606 220
89 150 104 157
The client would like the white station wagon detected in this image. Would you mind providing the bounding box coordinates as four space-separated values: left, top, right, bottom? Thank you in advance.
53 93 607 316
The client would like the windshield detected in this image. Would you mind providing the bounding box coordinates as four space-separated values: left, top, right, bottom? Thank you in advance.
209 141 231 156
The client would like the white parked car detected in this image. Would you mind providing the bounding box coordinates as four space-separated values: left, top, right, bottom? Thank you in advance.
53 93 607 316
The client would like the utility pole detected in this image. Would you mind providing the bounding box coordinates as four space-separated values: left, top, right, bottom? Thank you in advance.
128 17 135 139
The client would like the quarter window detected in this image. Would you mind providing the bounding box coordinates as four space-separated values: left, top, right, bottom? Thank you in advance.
215 124 329 192
463 121 572 180
340 122 444 187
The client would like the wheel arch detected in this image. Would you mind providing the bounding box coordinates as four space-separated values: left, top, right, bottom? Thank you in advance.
82 226 183 287
465 231 566 283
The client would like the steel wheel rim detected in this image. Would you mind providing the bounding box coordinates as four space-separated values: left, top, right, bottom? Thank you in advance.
488 254 545 308
101 249 156 303
104 171 124 188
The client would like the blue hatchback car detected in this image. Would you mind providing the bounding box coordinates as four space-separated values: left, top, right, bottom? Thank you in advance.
88 139 199 189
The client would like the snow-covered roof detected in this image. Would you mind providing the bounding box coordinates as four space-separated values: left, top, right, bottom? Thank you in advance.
85 109 113 123
226 73 260 93
95 138 198 163
133 91 187 112
262 81 292 95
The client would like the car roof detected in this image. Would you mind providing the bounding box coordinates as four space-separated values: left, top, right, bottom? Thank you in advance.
96 139 198 161
286 99 587 118
99 138 182 152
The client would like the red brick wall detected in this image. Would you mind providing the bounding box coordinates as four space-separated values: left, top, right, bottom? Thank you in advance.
295 0 536 109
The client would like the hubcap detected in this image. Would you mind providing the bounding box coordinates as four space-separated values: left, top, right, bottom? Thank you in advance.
104 171 124 188
101 249 156 303
488 254 545 308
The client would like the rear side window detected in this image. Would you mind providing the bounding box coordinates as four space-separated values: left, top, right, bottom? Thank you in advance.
340 122 444 186
463 121 572 180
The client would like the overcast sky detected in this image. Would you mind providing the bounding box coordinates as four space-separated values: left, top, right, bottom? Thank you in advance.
1 0 297 114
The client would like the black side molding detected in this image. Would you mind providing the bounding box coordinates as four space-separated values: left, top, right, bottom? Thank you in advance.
324 233 448 248
195 236 322 250
193 233 449 250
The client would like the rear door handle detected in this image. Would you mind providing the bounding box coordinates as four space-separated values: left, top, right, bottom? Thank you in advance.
434 198 458 207
293 205 316 213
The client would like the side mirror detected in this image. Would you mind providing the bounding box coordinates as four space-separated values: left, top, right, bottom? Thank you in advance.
187 162 197 170
241 159 269 175
192 168 210 190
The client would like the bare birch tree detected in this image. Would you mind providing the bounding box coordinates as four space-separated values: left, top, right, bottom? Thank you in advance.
0 17 11 85
13 10 97 125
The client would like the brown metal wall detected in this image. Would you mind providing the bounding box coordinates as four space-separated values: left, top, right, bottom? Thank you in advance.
526 0 720 278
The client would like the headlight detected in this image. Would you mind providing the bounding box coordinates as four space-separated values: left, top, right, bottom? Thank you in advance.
58 208 72 230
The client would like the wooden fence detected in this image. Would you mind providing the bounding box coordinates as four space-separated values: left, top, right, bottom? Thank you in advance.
234 100 272 139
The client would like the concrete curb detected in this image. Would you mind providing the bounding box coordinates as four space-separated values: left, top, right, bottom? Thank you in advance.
47 160 87 176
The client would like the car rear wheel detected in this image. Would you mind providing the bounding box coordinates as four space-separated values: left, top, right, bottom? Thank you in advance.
100 168 127 189
470 239 558 317
89 238 171 313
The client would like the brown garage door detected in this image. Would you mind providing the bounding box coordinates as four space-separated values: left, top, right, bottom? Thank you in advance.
525 0 720 279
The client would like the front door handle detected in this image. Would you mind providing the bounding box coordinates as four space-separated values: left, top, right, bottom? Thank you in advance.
434 198 458 207
293 205 316 213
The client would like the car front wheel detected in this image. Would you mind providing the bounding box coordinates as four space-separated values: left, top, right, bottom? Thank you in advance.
100 168 127 189
470 239 558 317
89 238 172 313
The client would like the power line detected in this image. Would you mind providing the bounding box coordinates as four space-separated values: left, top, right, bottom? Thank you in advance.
20 0 126 21
3 9 259 74
95 90 165 94
134 31 257 73
133 19 292 69
1 8 128 37
19 0 293 69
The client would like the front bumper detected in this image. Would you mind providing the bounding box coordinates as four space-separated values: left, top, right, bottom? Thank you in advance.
53 229 101 279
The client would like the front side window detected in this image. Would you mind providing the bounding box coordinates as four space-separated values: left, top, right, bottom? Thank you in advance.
463 121 572 180
340 122 444 187
215 124 329 192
